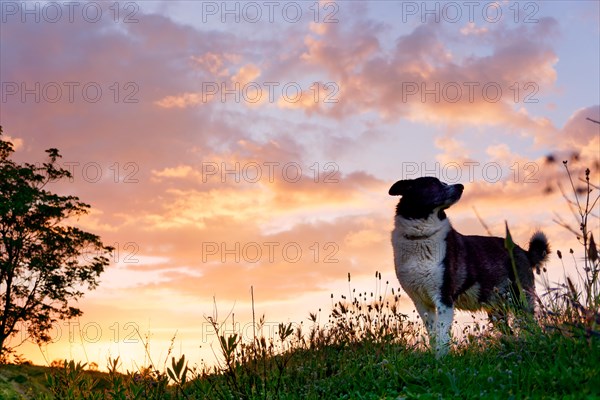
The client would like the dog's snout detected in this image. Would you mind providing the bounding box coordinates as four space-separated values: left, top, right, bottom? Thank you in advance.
455 184 464 192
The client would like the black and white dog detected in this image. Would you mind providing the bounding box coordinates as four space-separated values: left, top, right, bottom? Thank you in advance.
389 177 549 356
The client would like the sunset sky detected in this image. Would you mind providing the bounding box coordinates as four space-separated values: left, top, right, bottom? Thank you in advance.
1 0 599 369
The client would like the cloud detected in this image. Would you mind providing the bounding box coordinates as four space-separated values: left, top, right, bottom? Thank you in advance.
460 22 488 36
191 52 240 77
155 57 263 109
2 135 24 151
434 136 474 165
146 161 385 232
130 213 394 301
558 105 600 148
231 64 261 86
154 92 203 108
292 14 561 141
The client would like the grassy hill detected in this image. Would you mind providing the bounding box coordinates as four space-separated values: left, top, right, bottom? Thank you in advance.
1 290 598 399
0 363 50 399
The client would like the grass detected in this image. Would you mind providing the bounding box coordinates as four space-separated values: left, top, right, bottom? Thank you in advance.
205 306 599 399
1 162 599 399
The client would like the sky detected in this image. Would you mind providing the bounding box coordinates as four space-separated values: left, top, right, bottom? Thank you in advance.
1 0 599 370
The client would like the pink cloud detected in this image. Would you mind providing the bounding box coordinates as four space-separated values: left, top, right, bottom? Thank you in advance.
292 16 561 141
559 105 600 148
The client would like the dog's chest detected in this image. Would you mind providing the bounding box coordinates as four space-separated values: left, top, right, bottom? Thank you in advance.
391 234 446 305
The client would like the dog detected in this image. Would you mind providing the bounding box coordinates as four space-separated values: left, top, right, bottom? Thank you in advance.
389 177 549 356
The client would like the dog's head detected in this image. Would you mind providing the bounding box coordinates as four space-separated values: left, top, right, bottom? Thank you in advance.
389 177 464 220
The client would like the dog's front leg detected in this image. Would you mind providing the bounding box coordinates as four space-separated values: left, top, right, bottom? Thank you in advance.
434 302 454 357
413 301 435 348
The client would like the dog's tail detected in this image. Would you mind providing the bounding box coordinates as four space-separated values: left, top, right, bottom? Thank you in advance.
527 231 550 272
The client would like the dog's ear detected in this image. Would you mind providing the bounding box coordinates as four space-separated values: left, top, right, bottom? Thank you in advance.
388 180 413 196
